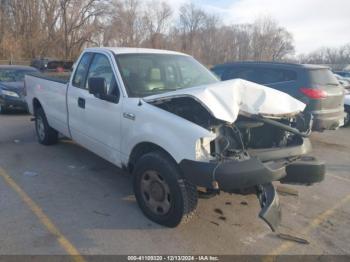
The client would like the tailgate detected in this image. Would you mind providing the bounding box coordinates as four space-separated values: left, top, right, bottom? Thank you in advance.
307 69 344 112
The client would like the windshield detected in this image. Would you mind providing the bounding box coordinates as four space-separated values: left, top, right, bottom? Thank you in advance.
115 53 218 97
0 69 37 82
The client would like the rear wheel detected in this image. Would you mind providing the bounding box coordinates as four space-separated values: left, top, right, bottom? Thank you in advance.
133 151 198 227
35 108 58 145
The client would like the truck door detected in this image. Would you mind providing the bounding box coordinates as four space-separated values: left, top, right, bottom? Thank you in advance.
67 52 123 166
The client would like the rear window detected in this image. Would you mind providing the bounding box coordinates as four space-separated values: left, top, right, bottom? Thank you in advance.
309 69 339 86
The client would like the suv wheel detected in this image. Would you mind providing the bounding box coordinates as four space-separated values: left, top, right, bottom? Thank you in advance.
133 151 198 227
35 108 58 145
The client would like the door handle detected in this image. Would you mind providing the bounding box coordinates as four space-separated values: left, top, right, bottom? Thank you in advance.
123 112 135 120
78 97 85 109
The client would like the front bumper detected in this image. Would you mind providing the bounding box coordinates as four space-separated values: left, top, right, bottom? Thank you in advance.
0 95 28 109
179 138 325 231
180 157 287 191
180 138 314 191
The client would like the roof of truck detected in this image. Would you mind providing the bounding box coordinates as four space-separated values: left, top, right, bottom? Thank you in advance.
84 47 189 56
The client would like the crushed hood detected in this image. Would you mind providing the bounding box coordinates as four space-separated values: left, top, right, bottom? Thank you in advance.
144 79 306 123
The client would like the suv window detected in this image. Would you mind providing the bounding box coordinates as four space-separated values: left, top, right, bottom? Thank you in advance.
72 53 92 88
309 69 339 86
222 67 259 82
257 68 297 84
86 54 119 97
222 66 297 84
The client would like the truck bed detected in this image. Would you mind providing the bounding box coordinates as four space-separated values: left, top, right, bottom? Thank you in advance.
25 73 70 137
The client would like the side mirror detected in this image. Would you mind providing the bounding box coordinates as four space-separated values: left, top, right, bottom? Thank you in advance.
88 77 119 103
88 77 107 97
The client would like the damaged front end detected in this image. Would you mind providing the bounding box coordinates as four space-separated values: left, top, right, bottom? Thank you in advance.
146 92 325 231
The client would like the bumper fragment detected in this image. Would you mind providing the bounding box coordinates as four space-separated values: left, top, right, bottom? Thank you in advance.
256 183 281 232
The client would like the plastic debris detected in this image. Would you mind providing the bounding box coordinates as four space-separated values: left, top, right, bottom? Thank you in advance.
277 233 309 244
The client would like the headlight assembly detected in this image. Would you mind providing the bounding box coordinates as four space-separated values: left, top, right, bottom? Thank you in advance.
2 90 19 97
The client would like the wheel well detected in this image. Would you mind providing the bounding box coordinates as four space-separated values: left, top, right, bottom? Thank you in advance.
33 98 42 114
127 142 177 173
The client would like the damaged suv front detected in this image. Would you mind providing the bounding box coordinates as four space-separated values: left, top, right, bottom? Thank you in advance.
145 79 325 231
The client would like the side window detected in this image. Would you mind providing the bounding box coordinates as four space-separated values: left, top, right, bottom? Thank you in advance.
257 69 297 84
72 53 92 88
86 54 119 98
222 67 259 83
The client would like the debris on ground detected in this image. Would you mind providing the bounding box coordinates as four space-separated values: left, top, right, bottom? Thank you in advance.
214 208 224 215
277 233 309 244
210 221 219 226
218 216 227 221
225 201 232 205
240 201 248 206
23 171 38 177
276 185 299 196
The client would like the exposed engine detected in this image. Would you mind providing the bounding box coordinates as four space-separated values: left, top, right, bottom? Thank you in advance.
150 96 311 160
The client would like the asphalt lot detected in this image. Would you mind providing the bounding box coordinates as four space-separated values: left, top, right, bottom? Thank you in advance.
0 111 350 256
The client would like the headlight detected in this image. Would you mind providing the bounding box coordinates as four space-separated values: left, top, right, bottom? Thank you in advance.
195 137 215 161
2 90 19 97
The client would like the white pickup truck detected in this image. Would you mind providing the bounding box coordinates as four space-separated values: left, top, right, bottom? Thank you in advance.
25 47 325 230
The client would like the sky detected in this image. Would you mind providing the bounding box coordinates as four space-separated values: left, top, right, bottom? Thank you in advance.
167 0 350 55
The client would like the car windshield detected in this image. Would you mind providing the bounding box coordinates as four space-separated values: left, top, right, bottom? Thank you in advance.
0 69 37 82
115 53 218 97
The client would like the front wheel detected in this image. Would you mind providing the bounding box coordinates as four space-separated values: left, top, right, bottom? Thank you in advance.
35 107 58 145
133 151 198 227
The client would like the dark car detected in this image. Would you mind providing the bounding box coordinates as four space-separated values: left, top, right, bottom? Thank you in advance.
211 62 345 131
0 65 38 113
334 71 350 78
31 58 73 72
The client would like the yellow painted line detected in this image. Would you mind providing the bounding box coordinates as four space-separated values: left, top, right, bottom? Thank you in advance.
0 168 85 262
269 193 350 256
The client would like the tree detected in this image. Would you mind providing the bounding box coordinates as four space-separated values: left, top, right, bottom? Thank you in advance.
142 0 172 48
178 3 205 55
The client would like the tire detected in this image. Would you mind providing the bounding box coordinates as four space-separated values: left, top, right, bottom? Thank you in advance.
133 151 198 227
35 107 58 145
0 104 8 114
